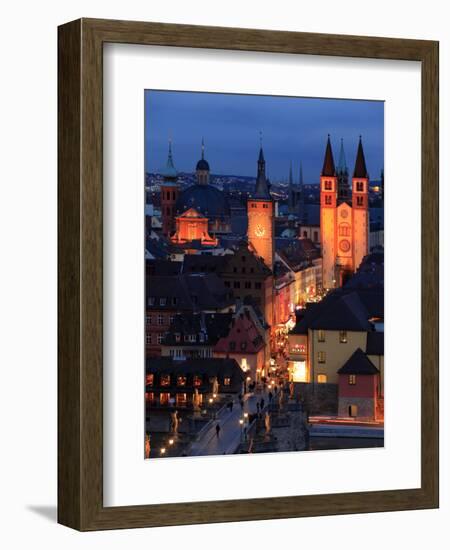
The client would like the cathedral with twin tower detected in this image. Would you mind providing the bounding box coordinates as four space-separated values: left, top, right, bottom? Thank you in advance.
159 134 370 290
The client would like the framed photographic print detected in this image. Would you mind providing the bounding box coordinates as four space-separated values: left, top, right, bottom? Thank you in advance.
58 18 439 530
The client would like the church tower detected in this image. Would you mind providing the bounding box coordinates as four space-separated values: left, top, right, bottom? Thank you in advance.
352 137 369 271
196 138 210 185
247 144 275 270
320 135 338 289
336 138 350 203
160 139 179 237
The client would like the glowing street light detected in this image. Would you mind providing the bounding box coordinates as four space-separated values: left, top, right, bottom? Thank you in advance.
160 447 166 455
168 439 174 445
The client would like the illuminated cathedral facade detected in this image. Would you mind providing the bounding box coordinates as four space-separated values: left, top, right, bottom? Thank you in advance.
320 135 369 289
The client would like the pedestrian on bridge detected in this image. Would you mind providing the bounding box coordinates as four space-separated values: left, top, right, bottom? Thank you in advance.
215 423 221 438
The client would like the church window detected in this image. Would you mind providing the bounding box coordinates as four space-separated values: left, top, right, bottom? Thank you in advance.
356 181 364 192
339 224 350 237
356 196 364 206
325 195 332 205
324 181 332 191
263 204 268 209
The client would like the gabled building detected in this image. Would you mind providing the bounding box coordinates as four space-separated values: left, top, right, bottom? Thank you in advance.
161 312 233 360
145 357 244 409
146 273 235 357
287 288 383 386
213 307 266 381
337 348 380 420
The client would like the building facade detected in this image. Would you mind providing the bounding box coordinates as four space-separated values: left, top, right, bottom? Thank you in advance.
320 136 370 289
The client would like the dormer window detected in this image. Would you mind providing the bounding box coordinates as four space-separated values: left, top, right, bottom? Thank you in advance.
160 297 166 306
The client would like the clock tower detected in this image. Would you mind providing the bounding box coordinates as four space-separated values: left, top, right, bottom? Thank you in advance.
247 145 274 271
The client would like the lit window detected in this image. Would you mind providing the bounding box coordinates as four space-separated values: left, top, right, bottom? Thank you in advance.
145 392 155 404
318 351 326 363
157 333 165 344
349 374 356 385
146 374 154 386
177 375 187 387
318 330 325 342
317 374 327 383
159 392 170 405
175 333 181 342
160 375 171 387
193 375 202 387
339 331 348 343
176 393 187 406
223 377 231 386
292 360 307 382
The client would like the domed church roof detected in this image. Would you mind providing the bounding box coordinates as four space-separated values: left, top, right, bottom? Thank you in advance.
196 138 210 171
196 158 210 171
176 184 230 219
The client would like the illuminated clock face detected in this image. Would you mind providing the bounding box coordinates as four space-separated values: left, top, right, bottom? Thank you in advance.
339 239 351 253
255 224 266 237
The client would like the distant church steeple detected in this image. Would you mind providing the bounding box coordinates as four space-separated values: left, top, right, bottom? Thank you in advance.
160 138 180 237
288 161 295 213
336 138 350 203
196 137 210 185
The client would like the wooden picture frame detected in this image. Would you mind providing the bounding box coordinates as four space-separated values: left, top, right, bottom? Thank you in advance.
58 18 439 531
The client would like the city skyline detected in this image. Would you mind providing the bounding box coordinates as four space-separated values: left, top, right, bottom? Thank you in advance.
145 90 384 182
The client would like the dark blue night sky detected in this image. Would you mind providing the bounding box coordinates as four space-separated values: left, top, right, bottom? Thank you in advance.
145 90 384 183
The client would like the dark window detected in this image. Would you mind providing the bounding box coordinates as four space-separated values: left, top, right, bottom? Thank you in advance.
324 181 332 191
313 231 319 241
356 196 364 206
224 281 230 288
233 281 240 289
356 181 364 192
325 195 332 206
244 281 251 289
255 282 262 290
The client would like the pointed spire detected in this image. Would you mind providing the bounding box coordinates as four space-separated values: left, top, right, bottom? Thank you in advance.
201 137 205 160
162 138 177 179
353 136 369 178
337 138 348 174
321 135 336 177
299 161 304 186
254 137 271 200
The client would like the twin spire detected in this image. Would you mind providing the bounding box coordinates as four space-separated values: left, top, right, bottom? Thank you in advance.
321 135 368 179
